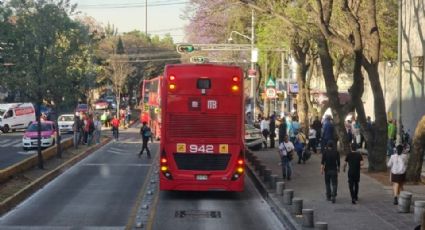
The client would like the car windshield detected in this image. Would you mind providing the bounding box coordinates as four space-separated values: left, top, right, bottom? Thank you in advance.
0 109 5 117
27 123 53 132
59 116 73 122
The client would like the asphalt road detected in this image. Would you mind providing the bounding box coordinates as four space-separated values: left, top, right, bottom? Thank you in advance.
0 131 72 170
0 127 149 229
151 177 284 230
0 126 285 230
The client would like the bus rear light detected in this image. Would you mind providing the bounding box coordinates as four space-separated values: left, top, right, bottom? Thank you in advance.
169 83 176 90
231 85 239 92
169 75 176 81
232 76 239 82
161 158 168 164
161 166 169 172
237 159 244 165
237 167 244 173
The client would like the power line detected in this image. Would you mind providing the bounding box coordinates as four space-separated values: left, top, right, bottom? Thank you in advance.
78 1 188 9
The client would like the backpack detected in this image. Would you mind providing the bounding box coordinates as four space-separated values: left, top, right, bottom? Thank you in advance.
141 126 152 138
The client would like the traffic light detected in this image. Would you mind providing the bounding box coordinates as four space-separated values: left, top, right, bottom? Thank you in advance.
176 44 195 53
190 56 207 63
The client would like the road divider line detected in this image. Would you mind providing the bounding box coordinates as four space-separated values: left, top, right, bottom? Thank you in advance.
83 163 152 167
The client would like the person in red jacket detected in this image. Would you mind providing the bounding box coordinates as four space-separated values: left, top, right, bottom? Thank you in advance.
111 115 120 141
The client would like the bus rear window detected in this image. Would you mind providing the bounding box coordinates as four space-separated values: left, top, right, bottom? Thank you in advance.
197 78 211 89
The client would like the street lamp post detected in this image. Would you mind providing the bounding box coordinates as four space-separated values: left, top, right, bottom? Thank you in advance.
228 9 256 122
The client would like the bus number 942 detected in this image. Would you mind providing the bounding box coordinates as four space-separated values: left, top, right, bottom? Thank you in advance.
189 144 213 153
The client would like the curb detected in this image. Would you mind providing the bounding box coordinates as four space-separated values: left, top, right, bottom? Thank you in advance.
245 150 302 230
0 137 112 216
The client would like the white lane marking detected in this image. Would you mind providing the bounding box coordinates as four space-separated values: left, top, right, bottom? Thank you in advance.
13 141 22 147
83 163 151 167
0 139 11 145
1 139 22 147
17 150 37 155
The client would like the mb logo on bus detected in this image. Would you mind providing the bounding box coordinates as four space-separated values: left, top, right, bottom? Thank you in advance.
207 100 217 109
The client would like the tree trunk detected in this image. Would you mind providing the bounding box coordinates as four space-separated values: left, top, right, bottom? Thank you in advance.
296 63 309 133
316 35 350 155
363 63 387 171
406 115 425 182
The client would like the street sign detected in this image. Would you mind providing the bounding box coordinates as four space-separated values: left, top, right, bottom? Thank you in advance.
248 69 256 78
266 78 276 87
265 88 276 98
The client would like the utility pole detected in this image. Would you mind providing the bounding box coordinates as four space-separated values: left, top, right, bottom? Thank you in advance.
250 9 256 123
145 0 148 35
396 0 403 145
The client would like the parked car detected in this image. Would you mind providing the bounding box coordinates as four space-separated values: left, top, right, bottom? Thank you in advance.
244 124 265 151
94 99 109 110
22 121 57 150
58 114 74 133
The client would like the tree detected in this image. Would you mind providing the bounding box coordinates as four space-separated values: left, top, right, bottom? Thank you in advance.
107 55 134 115
406 115 425 182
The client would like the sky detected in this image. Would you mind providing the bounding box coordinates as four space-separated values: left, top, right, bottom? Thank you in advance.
72 0 189 43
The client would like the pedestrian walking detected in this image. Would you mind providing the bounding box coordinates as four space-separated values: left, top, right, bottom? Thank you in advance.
321 140 340 203
260 116 270 148
72 115 81 149
93 115 102 144
312 116 322 149
343 143 364 204
278 116 287 144
86 114 95 146
294 130 307 164
387 144 408 205
111 115 120 141
139 121 153 158
269 113 276 148
307 124 317 153
321 115 335 152
126 105 131 126
387 119 397 156
278 135 295 180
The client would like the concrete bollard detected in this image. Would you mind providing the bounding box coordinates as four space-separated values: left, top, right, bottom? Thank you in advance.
302 209 314 227
398 191 413 213
269 174 278 190
276 181 285 195
292 197 303 215
414 201 425 223
315 221 328 230
283 189 294 205
263 169 272 182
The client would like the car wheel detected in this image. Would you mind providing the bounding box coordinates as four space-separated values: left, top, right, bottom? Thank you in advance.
249 144 262 151
2 125 9 133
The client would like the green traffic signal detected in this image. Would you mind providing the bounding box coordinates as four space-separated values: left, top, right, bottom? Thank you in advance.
177 44 195 53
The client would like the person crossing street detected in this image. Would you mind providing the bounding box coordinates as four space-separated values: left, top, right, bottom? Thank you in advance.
139 121 153 158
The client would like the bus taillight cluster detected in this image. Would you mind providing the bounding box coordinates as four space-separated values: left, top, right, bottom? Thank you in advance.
160 150 173 179
168 75 176 91
232 151 245 181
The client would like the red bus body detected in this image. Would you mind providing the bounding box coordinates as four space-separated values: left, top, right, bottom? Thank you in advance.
159 64 245 192
139 76 162 140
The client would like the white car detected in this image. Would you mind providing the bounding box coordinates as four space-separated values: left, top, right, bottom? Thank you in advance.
58 114 74 133
244 124 265 151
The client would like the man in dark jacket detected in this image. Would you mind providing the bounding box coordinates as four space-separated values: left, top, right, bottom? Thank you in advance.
139 122 153 158
278 116 287 144
321 140 340 203
269 113 276 148
343 142 364 204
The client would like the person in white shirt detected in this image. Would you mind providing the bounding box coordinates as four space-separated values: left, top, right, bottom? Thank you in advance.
260 117 270 148
308 124 317 153
279 135 295 180
387 144 408 205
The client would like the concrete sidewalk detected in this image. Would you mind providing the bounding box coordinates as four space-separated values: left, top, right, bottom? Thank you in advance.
246 145 425 230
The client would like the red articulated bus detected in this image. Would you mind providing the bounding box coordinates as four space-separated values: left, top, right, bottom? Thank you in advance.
159 64 245 192
139 76 162 140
